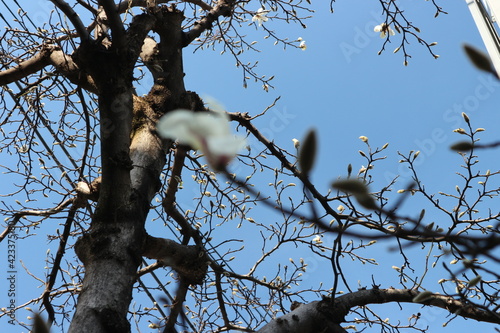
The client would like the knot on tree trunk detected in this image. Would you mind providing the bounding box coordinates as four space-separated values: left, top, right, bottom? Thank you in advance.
142 235 209 285
75 177 102 207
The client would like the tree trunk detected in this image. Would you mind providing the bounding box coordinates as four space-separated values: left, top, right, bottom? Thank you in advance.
68 7 191 333
68 42 142 332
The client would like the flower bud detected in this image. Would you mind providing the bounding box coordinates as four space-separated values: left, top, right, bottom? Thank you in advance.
462 112 470 124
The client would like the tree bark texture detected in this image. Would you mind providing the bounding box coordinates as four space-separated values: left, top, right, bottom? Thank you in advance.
256 288 500 333
68 7 194 333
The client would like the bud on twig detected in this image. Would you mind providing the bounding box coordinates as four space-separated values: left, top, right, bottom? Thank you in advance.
463 44 498 78
298 129 317 175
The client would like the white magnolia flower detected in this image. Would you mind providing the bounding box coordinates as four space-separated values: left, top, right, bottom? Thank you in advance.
313 235 323 244
374 23 396 38
299 40 307 51
156 105 246 171
252 8 269 26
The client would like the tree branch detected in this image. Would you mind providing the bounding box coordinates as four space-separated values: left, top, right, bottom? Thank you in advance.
42 199 79 327
256 300 346 333
48 48 98 93
50 0 90 42
98 0 126 50
0 46 52 85
76 0 98 15
184 0 213 11
183 0 236 46
163 279 189 333
0 44 98 93
0 199 74 243
117 0 168 13
229 111 348 223
142 234 209 285
257 288 500 332
335 288 500 323
126 13 157 67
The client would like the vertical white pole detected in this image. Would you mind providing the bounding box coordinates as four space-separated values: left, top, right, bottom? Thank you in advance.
483 0 500 26
466 0 500 76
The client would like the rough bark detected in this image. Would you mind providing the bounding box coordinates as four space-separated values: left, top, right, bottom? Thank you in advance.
256 288 500 333
0 45 97 92
68 40 141 333
67 8 190 333
256 301 347 333
142 235 208 285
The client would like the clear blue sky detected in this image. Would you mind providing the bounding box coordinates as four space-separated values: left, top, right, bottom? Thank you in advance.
184 0 500 194
1 1 500 332
183 2 500 330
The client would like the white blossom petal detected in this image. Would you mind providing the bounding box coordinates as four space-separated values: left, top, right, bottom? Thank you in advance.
374 23 396 39
156 110 202 148
252 8 269 27
156 106 246 171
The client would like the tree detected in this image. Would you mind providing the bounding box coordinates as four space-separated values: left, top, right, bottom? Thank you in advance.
0 1 499 332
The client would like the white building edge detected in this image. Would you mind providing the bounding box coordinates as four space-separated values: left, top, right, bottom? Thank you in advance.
466 0 500 76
